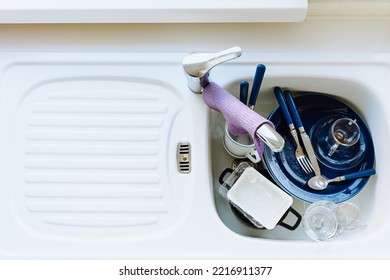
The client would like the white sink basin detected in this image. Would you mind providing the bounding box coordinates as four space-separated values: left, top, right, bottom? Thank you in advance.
0 51 389 259
209 52 390 257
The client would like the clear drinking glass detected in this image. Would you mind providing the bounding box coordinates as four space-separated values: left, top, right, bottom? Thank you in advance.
302 200 364 241
328 118 360 156
302 201 345 241
339 202 364 231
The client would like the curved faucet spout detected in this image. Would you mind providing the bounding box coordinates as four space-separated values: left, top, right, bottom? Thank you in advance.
183 47 284 152
256 124 284 153
183 47 242 93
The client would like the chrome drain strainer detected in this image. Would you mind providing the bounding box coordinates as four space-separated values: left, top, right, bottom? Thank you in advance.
177 142 191 174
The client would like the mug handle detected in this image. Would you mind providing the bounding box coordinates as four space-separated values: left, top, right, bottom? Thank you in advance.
328 143 339 156
278 207 302 231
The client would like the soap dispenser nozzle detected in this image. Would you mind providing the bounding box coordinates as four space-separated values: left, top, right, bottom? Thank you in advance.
183 46 242 93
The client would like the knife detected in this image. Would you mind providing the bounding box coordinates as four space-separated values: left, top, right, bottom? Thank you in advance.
283 90 321 176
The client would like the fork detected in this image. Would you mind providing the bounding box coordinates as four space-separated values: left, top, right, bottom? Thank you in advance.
274 87 313 174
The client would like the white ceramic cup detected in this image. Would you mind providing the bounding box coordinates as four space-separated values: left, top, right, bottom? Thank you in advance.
222 123 260 163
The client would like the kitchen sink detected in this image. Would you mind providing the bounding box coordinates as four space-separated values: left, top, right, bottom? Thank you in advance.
0 51 389 259
209 53 389 245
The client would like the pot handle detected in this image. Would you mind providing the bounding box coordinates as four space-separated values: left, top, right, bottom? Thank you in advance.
218 168 234 186
278 207 302 231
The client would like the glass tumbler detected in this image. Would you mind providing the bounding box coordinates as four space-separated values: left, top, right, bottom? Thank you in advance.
302 200 345 241
302 200 364 241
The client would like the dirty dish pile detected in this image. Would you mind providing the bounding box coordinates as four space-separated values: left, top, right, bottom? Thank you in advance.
217 65 375 241
263 93 375 204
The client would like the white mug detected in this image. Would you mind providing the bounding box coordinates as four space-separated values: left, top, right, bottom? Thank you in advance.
222 123 261 163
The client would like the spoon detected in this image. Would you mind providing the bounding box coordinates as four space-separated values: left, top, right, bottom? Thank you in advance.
307 168 376 191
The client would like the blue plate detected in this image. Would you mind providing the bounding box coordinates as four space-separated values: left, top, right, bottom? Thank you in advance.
263 93 375 204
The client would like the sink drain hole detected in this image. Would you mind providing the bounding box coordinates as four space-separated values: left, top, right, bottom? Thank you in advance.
177 142 191 174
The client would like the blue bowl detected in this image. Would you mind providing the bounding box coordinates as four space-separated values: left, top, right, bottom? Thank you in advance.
263 93 375 204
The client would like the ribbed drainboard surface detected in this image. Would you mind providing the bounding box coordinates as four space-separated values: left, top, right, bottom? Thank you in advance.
6 69 185 239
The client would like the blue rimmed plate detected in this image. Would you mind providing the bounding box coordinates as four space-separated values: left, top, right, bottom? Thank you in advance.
263 93 375 204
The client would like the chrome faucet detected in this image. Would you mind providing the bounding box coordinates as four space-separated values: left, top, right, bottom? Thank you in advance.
183 47 242 93
182 47 284 152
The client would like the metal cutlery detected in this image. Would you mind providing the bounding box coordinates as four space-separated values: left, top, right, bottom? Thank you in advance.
283 90 320 176
308 168 376 190
274 87 313 174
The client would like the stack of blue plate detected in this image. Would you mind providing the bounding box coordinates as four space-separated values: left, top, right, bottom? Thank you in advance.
263 93 375 203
